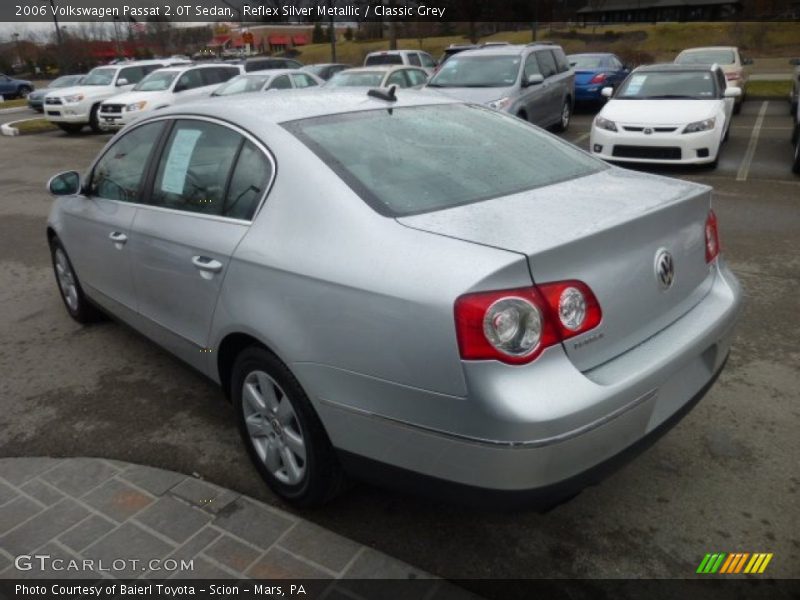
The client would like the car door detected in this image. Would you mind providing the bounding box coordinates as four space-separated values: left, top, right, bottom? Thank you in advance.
520 53 548 125
716 68 734 128
56 121 165 317
128 118 273 372
536 50 563 126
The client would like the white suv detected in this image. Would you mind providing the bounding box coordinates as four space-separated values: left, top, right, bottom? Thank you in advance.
44 59 184 133
98 63 243 131
364 50 437 75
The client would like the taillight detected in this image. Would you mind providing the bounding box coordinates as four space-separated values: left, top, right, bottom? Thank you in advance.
705 209 721 263
590 72 607 84
725 72 740 80
454 281 602 365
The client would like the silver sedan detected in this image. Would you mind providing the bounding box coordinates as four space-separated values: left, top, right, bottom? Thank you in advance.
46 90 742 507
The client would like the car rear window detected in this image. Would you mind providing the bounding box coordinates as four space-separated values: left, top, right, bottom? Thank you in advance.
365 54 403 66
284 104 605 217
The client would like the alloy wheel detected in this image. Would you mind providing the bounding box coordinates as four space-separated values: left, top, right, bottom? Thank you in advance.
241 370 306 485
54 248 79 312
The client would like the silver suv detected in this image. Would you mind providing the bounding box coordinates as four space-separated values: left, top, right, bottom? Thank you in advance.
426 43 575 131
364 50 437 75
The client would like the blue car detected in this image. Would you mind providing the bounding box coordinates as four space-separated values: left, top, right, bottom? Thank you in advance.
0 73 34 100
568 53 629 104
27 74 85 112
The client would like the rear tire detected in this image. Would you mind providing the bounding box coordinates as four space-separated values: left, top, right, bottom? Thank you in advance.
733 100 741 115
554 99 571 132
792 132 800 175
232 346 345 507
57 123 84 134
49 237 102 324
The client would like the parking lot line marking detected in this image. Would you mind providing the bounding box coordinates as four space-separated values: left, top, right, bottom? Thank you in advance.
736 101 769 182
571 132 590 144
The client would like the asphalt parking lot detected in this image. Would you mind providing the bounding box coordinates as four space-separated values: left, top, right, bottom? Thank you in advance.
0 99 798 581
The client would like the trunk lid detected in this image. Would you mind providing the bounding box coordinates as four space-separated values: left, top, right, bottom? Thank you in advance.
398 168 715 371
574 70 605 85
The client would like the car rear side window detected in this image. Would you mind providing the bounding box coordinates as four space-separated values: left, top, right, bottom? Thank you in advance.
118 66 146 85
553 49 570 73
408 53 422 66
537 51 558 78
150 120 243 217
285 104 605 217
89 121 164 203
224 141 273 220
269 75 293 90
420 53 436 68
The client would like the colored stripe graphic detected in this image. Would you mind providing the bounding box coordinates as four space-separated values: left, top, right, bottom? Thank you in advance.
703 553 774 574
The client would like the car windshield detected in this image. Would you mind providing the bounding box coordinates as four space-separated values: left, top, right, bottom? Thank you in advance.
133 71 178 91
213 75 271 96
365 54 403 66
52 75 83 88
428 55 521 88
83 68 117 86
285 104 604 217
327 71 385 87
568 55 605 69
616 71 717 100
676 50 735 65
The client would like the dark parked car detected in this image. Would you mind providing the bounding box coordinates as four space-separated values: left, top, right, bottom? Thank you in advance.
567 53 630 104
27 74 85 112
302 63 350 81
0 73 34 99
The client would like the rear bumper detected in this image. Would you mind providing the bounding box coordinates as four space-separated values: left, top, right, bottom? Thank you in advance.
311 260 742 504
575 85 605 102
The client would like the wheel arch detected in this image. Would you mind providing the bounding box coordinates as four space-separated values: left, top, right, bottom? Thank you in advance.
216 331 286 402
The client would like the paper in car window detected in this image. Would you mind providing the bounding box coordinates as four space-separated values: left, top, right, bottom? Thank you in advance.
626 74 647 94
161 129 202 195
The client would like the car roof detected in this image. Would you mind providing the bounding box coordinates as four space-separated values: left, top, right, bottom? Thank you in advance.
366 49 423 55
635 63 719 72
155 88 458 125
568 52 616 57
678 46 737 52
456 43 557 58
338 65 419 74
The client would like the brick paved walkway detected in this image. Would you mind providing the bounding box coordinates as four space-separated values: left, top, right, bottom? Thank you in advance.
0 457 478 598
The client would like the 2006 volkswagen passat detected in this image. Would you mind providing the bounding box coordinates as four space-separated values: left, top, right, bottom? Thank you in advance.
46 89 742 507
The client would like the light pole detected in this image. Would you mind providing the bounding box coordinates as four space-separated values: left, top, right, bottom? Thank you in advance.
12 33 21 70
49 0 64 71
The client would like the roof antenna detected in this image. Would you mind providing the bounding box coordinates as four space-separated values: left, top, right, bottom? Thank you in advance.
367 85 398 102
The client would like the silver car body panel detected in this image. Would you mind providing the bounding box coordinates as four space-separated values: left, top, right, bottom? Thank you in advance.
47 90 742 494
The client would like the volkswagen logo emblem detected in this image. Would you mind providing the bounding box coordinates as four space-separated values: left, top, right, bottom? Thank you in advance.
643 127 653 135
654 249 675 290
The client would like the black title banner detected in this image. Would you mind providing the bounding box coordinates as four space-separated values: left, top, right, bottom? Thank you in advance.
4 0 800 23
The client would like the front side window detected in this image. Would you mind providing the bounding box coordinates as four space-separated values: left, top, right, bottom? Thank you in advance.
285 104 605 217
150 120 243 216
176 69 204 91
213 75 270 96
406 69 428 86
89 122 164 202
134 71 178 92
327 71 384 87
537 51 558 78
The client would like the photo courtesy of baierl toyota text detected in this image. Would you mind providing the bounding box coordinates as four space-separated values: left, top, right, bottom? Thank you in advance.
0 1 798 599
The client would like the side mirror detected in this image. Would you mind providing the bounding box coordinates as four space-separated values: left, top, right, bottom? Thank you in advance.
523 73 544 87
601 86 614 98
724 86 742 98
47 171 81 196
742 57 754 66
116 78 129 87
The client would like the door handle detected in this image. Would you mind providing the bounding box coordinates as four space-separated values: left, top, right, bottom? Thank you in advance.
108 231 128 244
192 255 223 274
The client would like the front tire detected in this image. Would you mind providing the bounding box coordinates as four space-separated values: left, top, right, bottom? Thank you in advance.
232 346 344 507
792 130 800 175
49 237 102 323
89 104 102 133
